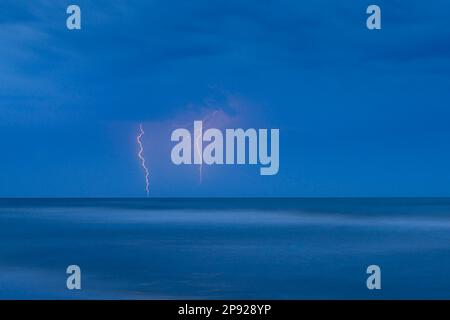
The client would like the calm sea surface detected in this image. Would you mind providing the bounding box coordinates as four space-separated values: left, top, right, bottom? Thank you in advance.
1 198 450 299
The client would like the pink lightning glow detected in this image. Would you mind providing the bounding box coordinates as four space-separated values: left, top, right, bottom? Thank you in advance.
137 124 150 197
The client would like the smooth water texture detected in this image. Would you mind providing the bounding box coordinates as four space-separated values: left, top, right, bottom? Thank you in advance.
1 198 450 299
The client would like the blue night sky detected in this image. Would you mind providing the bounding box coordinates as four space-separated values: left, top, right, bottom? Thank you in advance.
0 0 449 197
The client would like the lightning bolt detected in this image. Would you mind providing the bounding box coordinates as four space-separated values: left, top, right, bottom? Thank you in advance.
137 124 150 197
195 110 218 183
195 124 203 183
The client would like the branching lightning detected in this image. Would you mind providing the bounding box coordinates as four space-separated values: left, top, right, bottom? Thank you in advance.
137 124 150 197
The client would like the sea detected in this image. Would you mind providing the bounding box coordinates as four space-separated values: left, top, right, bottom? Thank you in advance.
0 198 450 299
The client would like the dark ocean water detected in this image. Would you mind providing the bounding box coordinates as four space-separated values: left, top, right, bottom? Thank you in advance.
1 198 450 299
